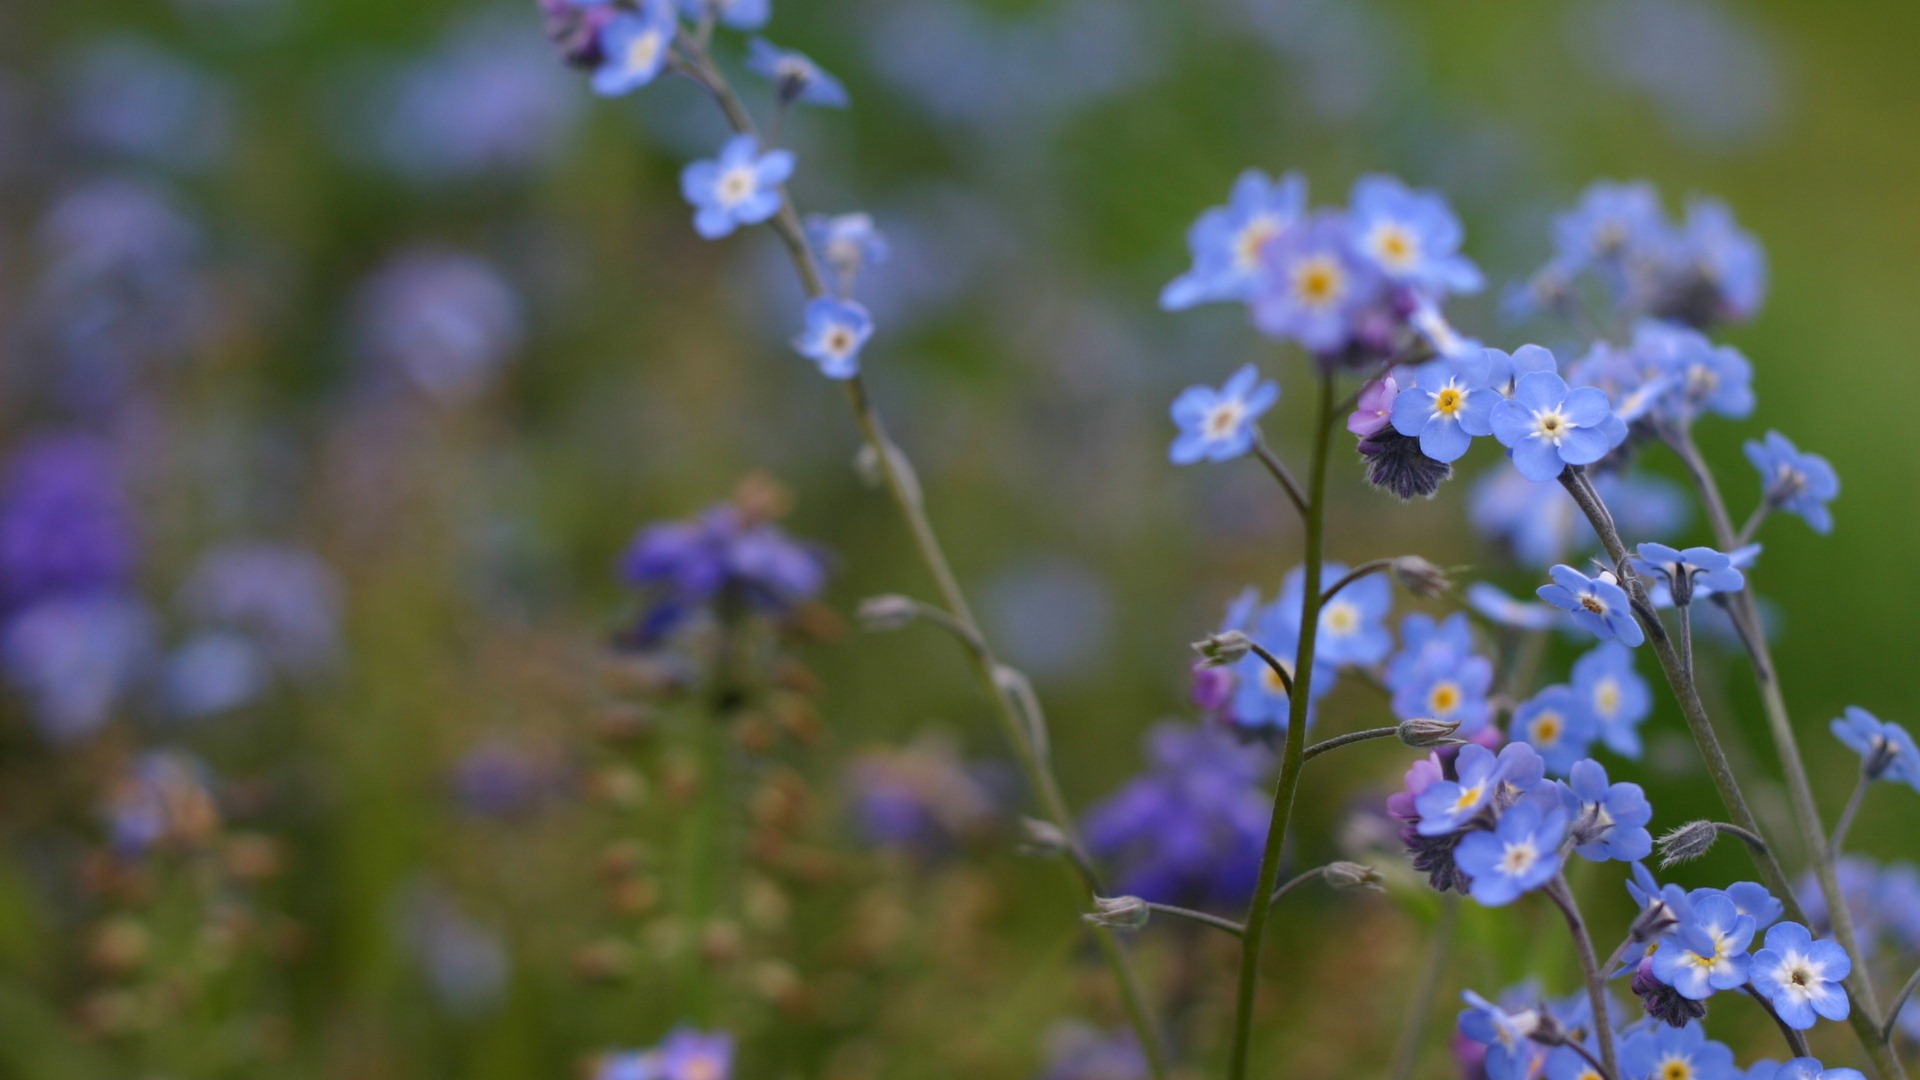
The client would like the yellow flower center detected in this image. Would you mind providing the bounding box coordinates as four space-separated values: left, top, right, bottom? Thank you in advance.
1433 386 1465 417
1323 601 1359 635
1594 678 1620 718
1291 256 1344 308
1660 1057 1693 1080
1369 222 1419 269
1451 782 1485 815
1260 662 1293 695
1428 682 1461 715
1529 711 1563 745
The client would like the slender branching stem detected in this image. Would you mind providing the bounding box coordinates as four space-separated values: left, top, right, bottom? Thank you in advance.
1228 370 1337 1080
1141 901 1246 938
1567 1041 1613 1080
1546 876 1620 1080
1601 932 1641 982
1387 895 1459 1080
1710 821 1772 857
1884 965 1920 1045
1321 559 1393 605
673 35 1170 1077
1266 864 1331 906
1745 985 1813 1059
1830 771 1870 858
1660 428 1903 1079
1736 501 1770 547
1247 641 1295 697
1253 435 1310 517
1677 603 1694 683
1303 726 1400 762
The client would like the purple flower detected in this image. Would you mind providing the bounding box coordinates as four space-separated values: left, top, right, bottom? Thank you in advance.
681 134 794 240
351 247 524 405
1489 369 1623 482
1347 373 1399 439
655 1027 734 1080
621 503 828 645
846 735 1004 855
0 433 139 614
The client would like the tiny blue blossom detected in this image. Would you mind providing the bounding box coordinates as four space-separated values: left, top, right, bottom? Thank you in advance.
746 39 849 107
1769 1060 1868 1080
1386 612 1495 733
1680 197 1767 324
1538 566 1644 647
1168 364 1279 466
677 0 771 30
591 0 679 97
1465 582 1559 631
1632 543 1745 607
1346 174 1483 295
1250 212 1377 353
1490 369 1624 482
791 298 872 379
1553 180 1671 272
1829 706 1920 790
1457 991 1543 1080
1744 431 1839 535
1223 594 1335 737
1415 743 1545 837
1389 355 1497 464
1750 922 1851 1031
1619 1023 1735 1080
806 212 889 281
1570 643 1650 758
1161 169 1307 310
1560 758 1652 862
1644 544 1759 609
1455 800 1567 906
1718 882 1785 932
680 134 794 239
1514 686 1597 776
1280 561 1392 667
1630 320 1754 423
1652 891 1756 1000
1482 344 1558 397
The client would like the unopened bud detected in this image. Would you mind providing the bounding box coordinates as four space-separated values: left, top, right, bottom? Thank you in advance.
1083 895 1150 930
1397 717 1465 748
1017 817 1069 859
1657 820 1718 868
1389 556 1452 599
1192 630 1253 668
857 595 920 632
1323 861 1385 891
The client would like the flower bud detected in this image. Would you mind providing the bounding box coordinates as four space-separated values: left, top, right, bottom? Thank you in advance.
1397 717 1465 748
1389 556 1452 599
1017 817 1069 859
1656 820 1718 868
1191 630 1253 668
1323 861 1385 892
856 594 920 632
1083 895 1150 930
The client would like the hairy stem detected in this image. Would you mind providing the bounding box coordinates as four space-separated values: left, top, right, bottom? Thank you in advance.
1546 876 1620 1080
1302 726 1400 762
1228 371 1337 1080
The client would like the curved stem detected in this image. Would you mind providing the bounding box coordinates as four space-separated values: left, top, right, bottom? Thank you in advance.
1246 641 1295 697
1660 430 1903 1079
1387 894 1459 1080
1141 901 1245 938
1884 965 1920 1045
1546 876 1620 1080
1302 726 1400 763
1830 772 1870 858
674 35 1170 1078
1267 864 1331 907
1253 436 1310 517
1320 559 1393 605
1228 371 1337 1080
1745 985 1813 1059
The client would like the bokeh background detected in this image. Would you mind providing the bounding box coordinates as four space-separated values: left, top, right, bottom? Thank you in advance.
0 0 1917 1076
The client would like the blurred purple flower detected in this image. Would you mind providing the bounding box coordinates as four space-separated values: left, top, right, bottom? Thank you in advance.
846 734 1006 855
351 246 525 405
176 542 343 676
621 504 827 645
0 433 140 614
1040 1021 1149 1080
60 38 234 172
394 880 511 1017
3 596 156 743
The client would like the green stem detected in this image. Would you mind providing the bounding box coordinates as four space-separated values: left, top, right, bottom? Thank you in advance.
1830 772 1870 858
1227 370 1337 1080
1302 726 1400 762
1546 876 1620 1080
1387 895 1459 1080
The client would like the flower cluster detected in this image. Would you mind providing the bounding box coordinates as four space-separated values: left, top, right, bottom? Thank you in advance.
592 1026 734 1080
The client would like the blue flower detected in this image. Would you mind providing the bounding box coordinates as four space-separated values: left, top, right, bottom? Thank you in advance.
1482 344 1558 397
1618 1023 1735 1080
1515 686 1597 776
1678 197 1767 324
1560 758 1652 862
621 502 828 645
1570 643 1650 759
746 39 849 107
1039 1023 1149 1080
1168 364 1279 465
1455 800 1567 906
1386 613 1494 733
806 212 888 282
1457 990 1544 1080
1652 891 1756 1000
591 0 679 97
1414 742 1534 836
1750 922 1851 1031
1768 1059 1868 1080
1632 543 1745 607
678 0 770 31
1222 592 1335 738
1538 566 1644 647
1280 561 1392 667
1630 320 1754 422
1717 882 1785 932
1829 706 1920 790
1161 169 1307 311
1552 180 1671 272
1465 582 1559 631
791 298 872 379
3 596 155 744
1250 212 1377 353
1345 174 1483 295
1643 544 1758 609
1388 355 1497 463
680 134 794 239
1490 370 1624 482
656 1027 735 1080
1744 431 1839 535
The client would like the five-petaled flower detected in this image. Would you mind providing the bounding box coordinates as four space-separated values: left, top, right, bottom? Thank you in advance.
1251 212 1375 353
1560 758 1652 863
1489 369 1624 482
1169 364 1279 466
1651 891 1756 1000
1457 990 1542 1080
591 0 680 97
1829 706 1920 790
746 39 850 107
1346 174 1483 296
1745 431 1839 535
1390 357 1496 464
1413 742 1540 836
1538 565 1644 647
1454 800 1567 906
791 298 873 379
1631 543 1745 607
1750 922 1852 1031
1161 169 1307 311
1618 1021 1735 1080
1571 643 1650 759
681 134 795 239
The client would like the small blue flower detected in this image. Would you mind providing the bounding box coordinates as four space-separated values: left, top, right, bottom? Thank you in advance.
1632 543 1745 607
1490 370 1623 482
1770 1059 1868 1080
680 134 794 239
1414 743 1514 836
1560 758 1652 862
591 0 679 97
1161 169 1307 311
1168 364 1279 466
1482 344 1558 397
1625 862 1696 960
678 0 771 30
1643 544 1759 609
1280 562 1392 667
1465 582 1559 631
791 298 872 379
1829 706 1920 790
1552 180 1672 272
1744 431 1839 535
1538 566 1644 647
1515 686 1597 776
1652 891 1756 1000
746 38 849 107
1570 643 1650 759
1386 612 1494 733
1455 800 1567 906
1679 197 1767 324
1388 355 1497 464
1346 174 1483 296
656 1027 735 1080
1630 320 1754 423
1250 212 1377 353
1458 990 1544 1080
1750 922 1851 1031
1717 882 1784 932
1618 1023 1735 1080
806 212 888 281
1223 595 1335 738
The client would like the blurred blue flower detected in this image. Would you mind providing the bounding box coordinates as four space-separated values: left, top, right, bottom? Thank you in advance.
682 134 794 239
593 1 679 97
791 298 873 379
1560 758 1651 862
1514 686 1596 776
1457 990 1542 1080
107 749 219 856
395 880 511 1017
1768 1060 1868 1080
1679 197 1768 322
1570 643 1650 759
1455 800 1567 906
1618 1023 1734 1080
1465 582 1558 632
1829 707 1920 790
847 734 1005 856
3 596 155 743
160 631 270 720
806 212 889 289
1161 169 1307 311
1168 364 1278 466
1750 922 1851 1030
1346 174 1482 295
351 247 525 405
451 740 570 819
1538 566 1643 647
1489 370 1623 482
177 543 343 677
1745 431 1839 535
1039 1022 1148 1080
60 38 233 172
655 1027 734 1080
747 39 849 107
1250 212 1376 353
680 0 769 31
1385 612 1494 734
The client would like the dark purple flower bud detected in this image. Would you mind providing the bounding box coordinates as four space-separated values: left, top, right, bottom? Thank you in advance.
538 0 617 69
1358 429 1452 501
1631 955 1707 1028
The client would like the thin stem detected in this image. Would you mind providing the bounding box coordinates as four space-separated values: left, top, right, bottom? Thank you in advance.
1387 895 1459 1080
1830 772 1870 858
1736 501 1770 547
1246 641 1295 697
1883 965 1920 1045
1141 901 1245 938
1661 429 1903 1079
1567 1041 1613 1080
1266 865 1331 906
675 36 1170 1078
1601 932 1641 982
1677 603 1694 684
1546 876 1620 1080
1321 559 1393 605
1253 436 1310 517
1302 726 1400 762
1566 463 1903 1080
1746 985 1813 1059
1228 371 1337 1080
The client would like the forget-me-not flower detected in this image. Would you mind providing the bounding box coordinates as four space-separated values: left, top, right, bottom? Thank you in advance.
1169 365 1278 466
1515 686 1597 776
806 212 889 282
1345 174 1483 295
591 0 679 97
1389 355 1497 464
1386 612 1494 734
1464 582 1559 631
1161 169 1307 310
1631 320 1755 423
678 0 770 30
1632 543 1745 607
1745 431 1839 535
681 134 794 239
1457 990 1543 1080
1680 197 1767 324
1251 212 1376 353
1539 565 1644 647
1455 800 1567 906
1561 758 1652 862
747 39 849 107
1490 370 1624 482
1769 1060 1868 1080
1750 922 1852 1031
791 298 872 379
1279 561 1392 667
654 1027 735 1080
1829 706 1920 790
1413 743 1508 836
1652 891 1756 1000
1482 344 1558 397
1618 1022 1735 1080
1570 643 1650 759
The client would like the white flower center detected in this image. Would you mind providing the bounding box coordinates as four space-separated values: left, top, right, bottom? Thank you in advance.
624 30 663 75
1499 838 1539 877
1530 408 1572 445
1234 215 1282 270
1205 401 1246 439
822 326 856 358
716 165 757 207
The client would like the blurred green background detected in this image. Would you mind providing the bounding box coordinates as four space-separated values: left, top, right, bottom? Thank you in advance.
0 0 1917 1076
